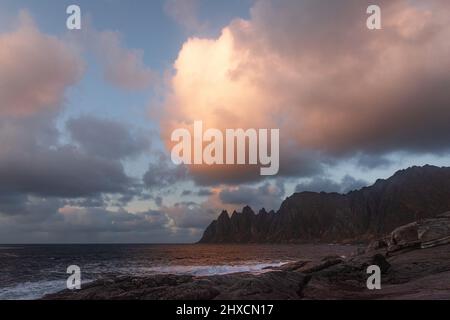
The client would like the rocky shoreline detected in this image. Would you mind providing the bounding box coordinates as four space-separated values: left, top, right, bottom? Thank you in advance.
44 213 450 300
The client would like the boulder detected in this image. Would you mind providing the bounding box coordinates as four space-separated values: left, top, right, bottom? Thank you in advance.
388 212 450 252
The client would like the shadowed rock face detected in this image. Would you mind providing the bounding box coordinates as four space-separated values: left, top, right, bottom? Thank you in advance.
384 211 450 252
199 165 450 243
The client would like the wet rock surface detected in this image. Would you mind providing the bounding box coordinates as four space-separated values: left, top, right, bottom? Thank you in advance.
44 272 308 300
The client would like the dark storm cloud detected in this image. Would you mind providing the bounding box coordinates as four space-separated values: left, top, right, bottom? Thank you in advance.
66 196 107 208
0 144 132 198
219 181 285 211
143 152 188 190
187 149 324 187
55 207 170 233
163 201 217 229
0 198 215 243
181 189 213 197
0 193 28 216
0 114 135 200
67 116 151 160
155 196 163 207
0 203 180 243
295 175 369 194
196 189 214 197
0 195 62 222
0 112 168 240
356 153 393 170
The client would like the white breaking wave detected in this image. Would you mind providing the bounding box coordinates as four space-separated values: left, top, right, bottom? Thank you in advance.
122 261 289 277
0 261 289 300
0 280 67 300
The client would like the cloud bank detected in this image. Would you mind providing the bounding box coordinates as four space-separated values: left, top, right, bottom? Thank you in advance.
0 12 83 117
160 0 450 185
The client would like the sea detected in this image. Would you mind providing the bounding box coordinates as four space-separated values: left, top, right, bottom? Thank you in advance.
0 244 356 300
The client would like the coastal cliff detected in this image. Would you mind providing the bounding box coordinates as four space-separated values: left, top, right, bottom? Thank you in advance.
199 165 450 243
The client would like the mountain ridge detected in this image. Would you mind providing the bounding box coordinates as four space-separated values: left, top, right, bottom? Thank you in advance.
199 165 450 243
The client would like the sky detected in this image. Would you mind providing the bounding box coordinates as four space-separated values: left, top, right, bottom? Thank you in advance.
0 0 449 243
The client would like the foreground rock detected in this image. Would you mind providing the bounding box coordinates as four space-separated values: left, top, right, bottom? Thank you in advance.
44 214 450 300
44 272 308 300
387 212 450 252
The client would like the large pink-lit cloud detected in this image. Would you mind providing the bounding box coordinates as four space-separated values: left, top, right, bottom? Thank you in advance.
160 0 450 185
0 12 83 117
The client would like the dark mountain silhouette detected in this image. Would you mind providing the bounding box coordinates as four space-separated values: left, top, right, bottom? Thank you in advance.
199 165 450 243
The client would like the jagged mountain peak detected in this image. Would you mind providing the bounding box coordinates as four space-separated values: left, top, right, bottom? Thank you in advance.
199 165 450 243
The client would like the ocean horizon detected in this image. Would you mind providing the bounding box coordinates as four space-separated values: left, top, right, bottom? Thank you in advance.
0 243 356 300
